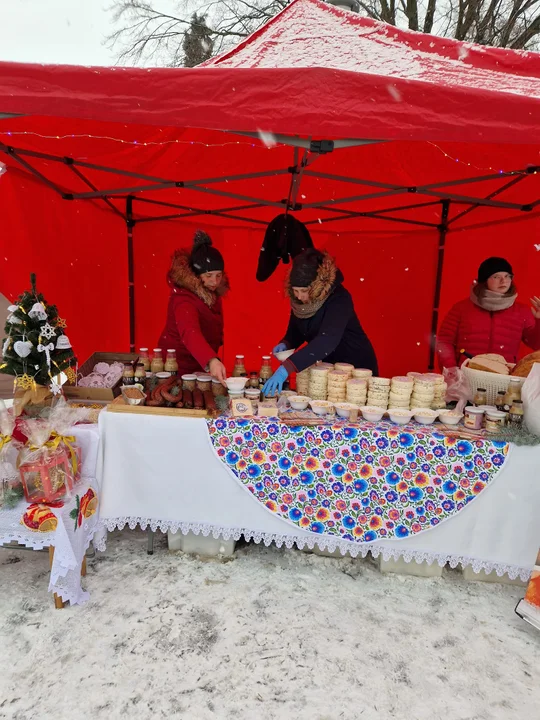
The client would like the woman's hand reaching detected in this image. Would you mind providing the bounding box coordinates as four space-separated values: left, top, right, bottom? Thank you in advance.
208 358 227 386
531 296 540 320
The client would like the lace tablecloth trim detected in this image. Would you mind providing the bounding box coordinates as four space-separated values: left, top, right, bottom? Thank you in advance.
97 517 531 582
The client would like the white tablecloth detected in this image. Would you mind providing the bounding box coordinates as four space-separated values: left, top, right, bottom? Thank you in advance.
97 411 540 581
0 424 101 604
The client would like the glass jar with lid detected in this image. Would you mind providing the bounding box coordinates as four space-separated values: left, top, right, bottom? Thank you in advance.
164 349 178 376
232 355 247 377
508 400 524 427
503 378 522 413
134 363 146 385
123 363 135 386
473 388 487 407
151 349 164 375
259 356 273 386
139 348 150 373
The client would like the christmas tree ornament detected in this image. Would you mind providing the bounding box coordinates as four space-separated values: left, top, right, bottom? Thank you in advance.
14 340 32 358
2 338 10 356
56 318 67 329
56 335 71 350
7 314 22 325
37 342 55 370
65 366 77 384
39 322 56 341
7 305 17 314
15 374 34 390
50 378 63 395
28 302 47 321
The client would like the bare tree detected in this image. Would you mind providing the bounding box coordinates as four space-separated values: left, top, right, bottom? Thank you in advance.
106 0 540 67
183 12 214 66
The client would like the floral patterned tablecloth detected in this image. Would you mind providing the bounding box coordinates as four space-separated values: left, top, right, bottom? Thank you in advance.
208 418 509 543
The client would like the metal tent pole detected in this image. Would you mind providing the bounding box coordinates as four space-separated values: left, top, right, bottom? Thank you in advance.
428 200 450 370
126 196 136 353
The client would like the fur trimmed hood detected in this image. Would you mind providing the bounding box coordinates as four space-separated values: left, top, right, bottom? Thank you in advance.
286 252 342 304
168 249 229 307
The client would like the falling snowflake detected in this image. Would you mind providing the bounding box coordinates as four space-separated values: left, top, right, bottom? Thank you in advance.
534 244 540 251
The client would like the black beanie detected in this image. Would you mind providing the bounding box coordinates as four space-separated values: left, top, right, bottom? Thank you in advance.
190 230 224 275
290 249 324 288
477 257 513 284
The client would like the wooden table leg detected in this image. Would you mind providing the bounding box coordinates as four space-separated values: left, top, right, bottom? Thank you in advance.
48 546 65 609
81 556 87 577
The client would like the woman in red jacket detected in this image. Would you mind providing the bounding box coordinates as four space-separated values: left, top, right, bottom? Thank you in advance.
158 230 228 383
436 256 540 370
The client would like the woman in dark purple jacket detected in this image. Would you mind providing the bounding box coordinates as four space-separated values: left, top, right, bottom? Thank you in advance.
263 249 378 395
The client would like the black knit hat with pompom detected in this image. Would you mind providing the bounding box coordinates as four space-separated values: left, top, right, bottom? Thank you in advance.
190 230 224 275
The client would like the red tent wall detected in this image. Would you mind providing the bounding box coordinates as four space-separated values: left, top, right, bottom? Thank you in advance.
1 169 129 361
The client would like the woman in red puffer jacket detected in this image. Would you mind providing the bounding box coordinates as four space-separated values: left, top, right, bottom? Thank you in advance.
436 257 540 370
158 230 228 384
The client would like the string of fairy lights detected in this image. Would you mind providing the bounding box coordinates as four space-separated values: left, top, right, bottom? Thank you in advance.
0 129 538 176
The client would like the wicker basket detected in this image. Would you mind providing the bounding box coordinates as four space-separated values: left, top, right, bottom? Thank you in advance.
462 359 525 405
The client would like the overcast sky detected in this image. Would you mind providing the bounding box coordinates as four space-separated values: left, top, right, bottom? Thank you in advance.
1 0 122 65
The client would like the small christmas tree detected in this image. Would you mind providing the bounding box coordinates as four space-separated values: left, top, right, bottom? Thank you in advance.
1 273 77 391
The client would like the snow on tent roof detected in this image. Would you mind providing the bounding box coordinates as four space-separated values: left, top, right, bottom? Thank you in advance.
205 0 540 100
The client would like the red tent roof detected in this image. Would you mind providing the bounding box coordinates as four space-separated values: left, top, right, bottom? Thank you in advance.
1 0 540 143
1 0 540 376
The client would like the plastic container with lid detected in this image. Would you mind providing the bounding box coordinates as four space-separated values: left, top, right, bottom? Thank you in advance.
485 410 506 433
464 406 484 430
139 348 150 373
181 374 197 391
156 371 172 384
196 374 212 393
151 349 164 374
211 378 227 397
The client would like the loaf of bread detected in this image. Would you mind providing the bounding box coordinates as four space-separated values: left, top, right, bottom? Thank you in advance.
511 351 540 377
468 354 509 375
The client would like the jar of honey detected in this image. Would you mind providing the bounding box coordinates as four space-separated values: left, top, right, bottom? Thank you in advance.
134 363 146 385
164 349 178 376
151 349 164 374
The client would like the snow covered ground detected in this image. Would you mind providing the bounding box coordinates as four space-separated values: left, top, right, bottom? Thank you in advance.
1 529 539 720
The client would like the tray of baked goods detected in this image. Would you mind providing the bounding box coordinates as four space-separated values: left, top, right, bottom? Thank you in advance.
107 376 222 418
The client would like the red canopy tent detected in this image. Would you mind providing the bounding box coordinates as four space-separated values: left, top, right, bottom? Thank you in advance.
1 0 540 376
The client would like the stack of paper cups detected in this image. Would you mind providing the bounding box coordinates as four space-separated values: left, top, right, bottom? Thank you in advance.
367 377 391 408
327 370 349 402
296 367 311 396
347 378 367 405
424 373 447 409
411 377 436 409
389 376 414 409
353 368 373 380
309 365 330 400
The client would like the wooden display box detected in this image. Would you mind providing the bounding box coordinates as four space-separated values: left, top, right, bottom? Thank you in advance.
63 351 138 402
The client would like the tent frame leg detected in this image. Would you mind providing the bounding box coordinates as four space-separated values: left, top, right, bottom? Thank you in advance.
429 200 450 370
126 196 136 353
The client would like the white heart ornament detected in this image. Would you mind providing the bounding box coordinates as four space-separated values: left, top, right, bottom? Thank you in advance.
14 340 32 358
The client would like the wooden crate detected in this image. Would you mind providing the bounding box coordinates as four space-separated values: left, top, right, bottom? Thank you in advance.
64 351 137 402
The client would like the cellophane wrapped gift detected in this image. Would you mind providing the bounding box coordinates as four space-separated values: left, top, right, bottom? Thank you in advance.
48 398 87 484
18 418 73 504
0 403 23 508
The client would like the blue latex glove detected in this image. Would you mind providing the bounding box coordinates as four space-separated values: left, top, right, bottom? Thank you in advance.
263 366 289 397
273 342 288 354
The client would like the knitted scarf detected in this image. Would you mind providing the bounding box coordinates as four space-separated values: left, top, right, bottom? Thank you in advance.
470 283 517 312
290 295 327 320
